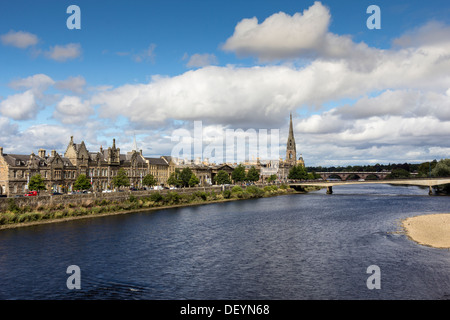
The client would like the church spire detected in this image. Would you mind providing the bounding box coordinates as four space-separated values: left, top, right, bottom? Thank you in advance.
286 113 297 165
132 132 138 152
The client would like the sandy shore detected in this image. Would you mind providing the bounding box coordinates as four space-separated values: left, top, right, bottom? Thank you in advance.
402 213 450 249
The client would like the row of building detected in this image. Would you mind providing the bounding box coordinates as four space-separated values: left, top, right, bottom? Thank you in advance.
0 115 305 196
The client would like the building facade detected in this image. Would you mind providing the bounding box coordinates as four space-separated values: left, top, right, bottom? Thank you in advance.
0 137 173 196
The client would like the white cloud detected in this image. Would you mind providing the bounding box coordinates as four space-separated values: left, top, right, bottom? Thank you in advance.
54 76 86 94
185 53 218 68
9 74 55 96
53 96 94 124
0 30 38 48
222 1 377 64
45 43 82 62
392 21 450 48
0 90 39 120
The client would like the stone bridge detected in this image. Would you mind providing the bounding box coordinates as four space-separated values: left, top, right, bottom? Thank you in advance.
316 171 391 181
290 178 450 195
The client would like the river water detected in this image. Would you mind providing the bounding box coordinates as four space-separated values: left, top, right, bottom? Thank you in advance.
0 184 449 300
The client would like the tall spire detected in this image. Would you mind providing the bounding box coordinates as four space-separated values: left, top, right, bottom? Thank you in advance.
286 113 297 165
132 132 138 152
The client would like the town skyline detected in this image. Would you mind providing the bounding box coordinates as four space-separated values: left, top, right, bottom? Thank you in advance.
1 0 450 167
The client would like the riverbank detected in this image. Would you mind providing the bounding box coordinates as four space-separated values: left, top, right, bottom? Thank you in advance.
402 213 450 249
0 184 317 230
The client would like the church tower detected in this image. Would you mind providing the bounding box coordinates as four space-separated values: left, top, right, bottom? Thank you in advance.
285 113 297 166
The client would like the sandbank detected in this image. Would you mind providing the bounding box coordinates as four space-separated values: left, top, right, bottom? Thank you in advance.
402 213 450 249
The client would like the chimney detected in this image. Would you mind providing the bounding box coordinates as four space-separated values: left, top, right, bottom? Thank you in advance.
0 147 3 156
51 150 56 157
38 149 46 158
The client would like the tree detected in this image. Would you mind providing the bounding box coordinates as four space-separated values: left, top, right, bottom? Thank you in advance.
188 174 200 187
74 174 91 191
214 170 231 185
168 169 182 187
431 159 450 177
387 168 410 179
232 164 246 183
179 167 194 187
112 168 130 188
28 174 46 193
288 165 308 180
267 174 277 183
246 166 260 182
142 174 157 187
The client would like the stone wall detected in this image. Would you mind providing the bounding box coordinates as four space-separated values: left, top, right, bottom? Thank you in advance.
0 185 235 211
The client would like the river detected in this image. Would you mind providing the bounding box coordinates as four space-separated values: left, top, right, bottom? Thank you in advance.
0 184 449 300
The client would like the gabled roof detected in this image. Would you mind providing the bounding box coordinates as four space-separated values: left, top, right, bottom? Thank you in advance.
146 157 169 166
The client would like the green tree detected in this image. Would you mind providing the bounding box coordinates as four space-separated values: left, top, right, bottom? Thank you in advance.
188 174 200 187
112 168 130 188
28 174 46 193
418 161 437 177
267 174 277 183
214 170 231 185
142 174 157 187
288 165 308 180
387 168 411 179
246 166 260 182
179 167 194 187
431 159 450 177
167 169 182 187
232 164 246 183
73 174 91 190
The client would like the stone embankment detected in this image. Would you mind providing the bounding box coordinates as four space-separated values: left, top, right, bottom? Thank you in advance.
0 185 231 211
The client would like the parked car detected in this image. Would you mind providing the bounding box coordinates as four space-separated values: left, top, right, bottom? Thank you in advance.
52 192 63 195
24 191 38 196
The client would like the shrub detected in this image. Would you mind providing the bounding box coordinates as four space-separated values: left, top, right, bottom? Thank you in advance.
222 190 231 199
231 186 243 193
192 191 207 201
7 199 19 213
246 186 263 197
164 192 181 204
150 192 163 202
0 212 16 225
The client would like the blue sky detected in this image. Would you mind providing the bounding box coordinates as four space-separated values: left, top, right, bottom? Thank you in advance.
1 0 450 166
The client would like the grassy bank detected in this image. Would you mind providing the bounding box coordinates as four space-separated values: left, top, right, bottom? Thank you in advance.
0 184 310 230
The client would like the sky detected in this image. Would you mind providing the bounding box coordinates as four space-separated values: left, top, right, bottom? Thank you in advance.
0 0 450 166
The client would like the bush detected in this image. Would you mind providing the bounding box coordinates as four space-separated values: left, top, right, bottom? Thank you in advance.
0 212 16 225
231 186 243 193
7 199 19 213
192 191 208 201
246 186 263 197
164 192 181 204
150 192 163 202
222 190 231 199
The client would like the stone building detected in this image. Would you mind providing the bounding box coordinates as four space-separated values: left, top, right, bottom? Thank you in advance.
0 137 173 196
